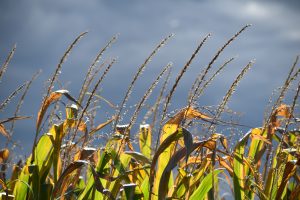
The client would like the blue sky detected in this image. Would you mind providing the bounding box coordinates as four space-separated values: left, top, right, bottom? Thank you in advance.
0 0 300 156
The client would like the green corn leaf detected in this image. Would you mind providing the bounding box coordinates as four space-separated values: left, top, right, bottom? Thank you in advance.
13 166 31 200
139 124 152 159
233 131 251 200
140 176 150 200
189 169 223 200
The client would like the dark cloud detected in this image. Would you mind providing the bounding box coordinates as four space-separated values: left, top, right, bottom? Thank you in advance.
0 0 299 155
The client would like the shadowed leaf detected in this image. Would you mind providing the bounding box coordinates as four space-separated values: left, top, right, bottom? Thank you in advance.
275 161 297 200
181 128 193 163
53 160 88 196
124 151 151 164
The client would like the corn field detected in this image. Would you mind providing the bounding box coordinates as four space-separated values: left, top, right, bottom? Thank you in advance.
0 25 300 200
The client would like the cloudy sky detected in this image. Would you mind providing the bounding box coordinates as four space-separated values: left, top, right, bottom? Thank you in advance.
1 0 300 155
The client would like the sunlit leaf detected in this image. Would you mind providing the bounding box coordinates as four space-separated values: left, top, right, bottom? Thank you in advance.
189 169 223 200
150 129 183 199
233 130 251 200
217 155 233 176
158 139 216 199
139 124 151 159
89 116 115 135
13 165 31 200
36 90 80 131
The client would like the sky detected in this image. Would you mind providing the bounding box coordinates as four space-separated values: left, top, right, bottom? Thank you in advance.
0 0 300 157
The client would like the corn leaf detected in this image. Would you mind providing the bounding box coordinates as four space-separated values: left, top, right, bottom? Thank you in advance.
36 90 80 131
124 151 151 164
182 128 193 163
13 165 31 200
139 124 151 159
158 139 216 199
53 160 88 196
275 161 297 200
89 116 115 135
149 129 183 199
233 131 251 200
189 169 223 200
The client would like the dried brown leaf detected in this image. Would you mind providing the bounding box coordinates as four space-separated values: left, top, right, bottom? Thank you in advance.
89 116 115 135
36 90 80 131
0 149 9 163
0 124 9 138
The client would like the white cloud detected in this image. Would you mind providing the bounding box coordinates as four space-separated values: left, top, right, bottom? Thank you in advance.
243 2 270 19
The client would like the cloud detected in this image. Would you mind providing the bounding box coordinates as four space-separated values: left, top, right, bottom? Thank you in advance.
0 0 299 155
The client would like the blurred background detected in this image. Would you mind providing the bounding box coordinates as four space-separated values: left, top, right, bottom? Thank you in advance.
0 0 300 158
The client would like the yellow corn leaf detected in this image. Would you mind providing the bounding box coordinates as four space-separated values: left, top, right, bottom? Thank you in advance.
13 165 30 200
153 129 183 199
233 131 251 200
251 132 271 145
158 139 216 199
188 153 213 193
248 128 269 169
155 107 212 198
218 155 233 176
161 107 212 143
165 107 212 125
65 119 87 134
139 124 151 159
